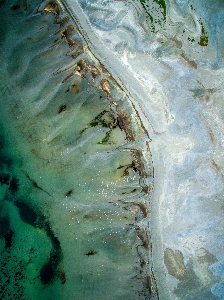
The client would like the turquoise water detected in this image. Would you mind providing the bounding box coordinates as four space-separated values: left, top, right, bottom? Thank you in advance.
0 1 154 299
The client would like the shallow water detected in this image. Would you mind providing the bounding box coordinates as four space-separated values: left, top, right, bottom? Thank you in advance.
0 1 155 299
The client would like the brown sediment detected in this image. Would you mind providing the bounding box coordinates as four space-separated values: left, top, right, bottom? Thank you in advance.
211 159 221 173
137 232 150 249
98 79 111 95
54 63 77 76
119 199 148 218
146 140 154 177
211 159 224 181
45 0 69 27
73 69 84 79
136 245 148 267
44 0 61 17
196 80 216 103
55 16 69 27
172 38 183 49
99 63 110 76
70 47 84 59
117 110 135 141
199 94 209 102
131 102 149 137
133 149 147 179
142 185 150 194
164 248 187 280
139 22 148 33
181 52 197 69
149 266 159 294
77 59 99 79
144 275 152 290
201 116 214 143
61 25 79 47
44 1 83 60
132 201 148 218
62 71 77 83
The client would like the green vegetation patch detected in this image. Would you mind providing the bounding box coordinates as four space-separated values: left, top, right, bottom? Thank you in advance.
97 130 113 145
139 0 166 32
198 21 209 46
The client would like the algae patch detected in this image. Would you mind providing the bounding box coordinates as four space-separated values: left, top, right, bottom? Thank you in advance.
139 0 166 32
198 21 209 46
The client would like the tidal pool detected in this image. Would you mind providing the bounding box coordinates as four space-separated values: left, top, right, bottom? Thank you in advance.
0 0 223 299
